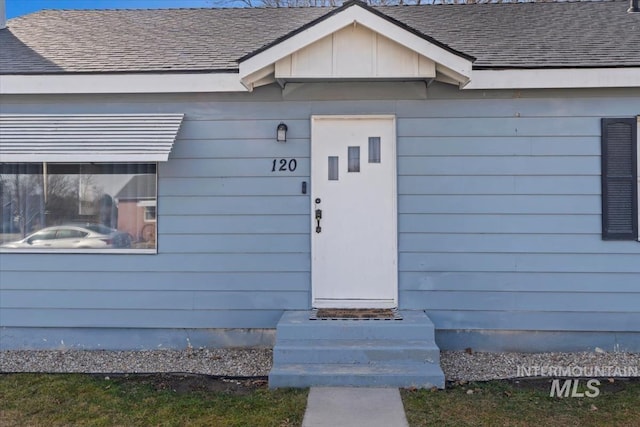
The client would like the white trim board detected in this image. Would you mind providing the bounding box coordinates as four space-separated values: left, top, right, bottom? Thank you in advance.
464 68 640 90
2 68 640 94
0 73 247 94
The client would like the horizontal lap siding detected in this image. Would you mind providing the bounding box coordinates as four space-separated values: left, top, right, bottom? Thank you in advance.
1 88 639 336
0 93 314 328
397 91 640 333
156 111 310 328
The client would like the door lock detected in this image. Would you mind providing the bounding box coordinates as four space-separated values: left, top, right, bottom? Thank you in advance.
315 209 322 233
314 199 322 233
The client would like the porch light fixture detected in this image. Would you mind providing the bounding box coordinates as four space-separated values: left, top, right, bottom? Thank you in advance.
277 122 288 142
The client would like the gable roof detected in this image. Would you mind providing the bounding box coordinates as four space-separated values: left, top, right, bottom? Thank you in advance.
238 1 475 90
1 0 638 76
239 0 475 63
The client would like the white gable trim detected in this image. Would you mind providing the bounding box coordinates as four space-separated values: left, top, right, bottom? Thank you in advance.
0 73 247 95
465 68 640 90
239 3 472 90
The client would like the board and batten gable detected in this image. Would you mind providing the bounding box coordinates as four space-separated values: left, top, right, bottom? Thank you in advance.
1 84 639 351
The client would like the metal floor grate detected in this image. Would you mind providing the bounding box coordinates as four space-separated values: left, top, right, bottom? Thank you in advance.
309 308 403 321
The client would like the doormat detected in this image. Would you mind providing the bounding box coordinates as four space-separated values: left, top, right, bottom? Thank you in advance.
310 308 402 321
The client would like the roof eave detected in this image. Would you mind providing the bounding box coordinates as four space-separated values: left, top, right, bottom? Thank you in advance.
2 67 640 95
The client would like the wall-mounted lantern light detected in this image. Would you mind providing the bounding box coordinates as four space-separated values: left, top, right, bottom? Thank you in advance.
277 122 288 142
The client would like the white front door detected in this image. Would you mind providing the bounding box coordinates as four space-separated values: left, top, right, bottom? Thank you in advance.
311 115 397 308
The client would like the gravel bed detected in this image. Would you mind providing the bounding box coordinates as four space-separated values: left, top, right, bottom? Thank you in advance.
441 350 640 382
1 349 638 382
0 349 273 377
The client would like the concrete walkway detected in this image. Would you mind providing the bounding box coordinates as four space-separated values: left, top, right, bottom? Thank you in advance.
302 387 409 427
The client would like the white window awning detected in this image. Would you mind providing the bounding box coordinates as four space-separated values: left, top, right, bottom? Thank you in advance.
0 114 184 162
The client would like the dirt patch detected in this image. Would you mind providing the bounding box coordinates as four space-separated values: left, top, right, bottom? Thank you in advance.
95 373 269 395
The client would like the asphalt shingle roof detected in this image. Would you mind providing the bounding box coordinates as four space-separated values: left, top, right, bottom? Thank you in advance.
1 1 638 75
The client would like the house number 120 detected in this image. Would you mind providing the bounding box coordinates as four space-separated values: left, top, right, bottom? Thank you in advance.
271 159 297 172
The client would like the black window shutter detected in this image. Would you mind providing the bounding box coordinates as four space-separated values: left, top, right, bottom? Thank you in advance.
601 118 638 240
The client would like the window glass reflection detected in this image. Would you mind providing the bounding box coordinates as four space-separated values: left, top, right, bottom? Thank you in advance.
0 163 157 251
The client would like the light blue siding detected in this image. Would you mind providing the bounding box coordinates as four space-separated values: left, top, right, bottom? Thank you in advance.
175 118 310 140
398 117 600 137
171 140 309 159
160 234 309 253
1 85 639 351
399 195 600 214
400 234 638 254
159 177 308 196
400 214 600 234
400 253 640 273
2 253 310 272
160 158 309 177
161 215 308 234
0 271 310 291
398 136 600 156
427 312 639 332
400 272 640 292
2 290 309 310
399 156 599 175
403 291 640 312
160 196 308 215
399 176 602 195
0 309 285 328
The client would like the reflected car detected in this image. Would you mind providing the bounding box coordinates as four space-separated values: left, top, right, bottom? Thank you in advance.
0 224 132 249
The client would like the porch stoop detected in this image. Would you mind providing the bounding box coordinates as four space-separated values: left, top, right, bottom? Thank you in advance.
268 310 445 389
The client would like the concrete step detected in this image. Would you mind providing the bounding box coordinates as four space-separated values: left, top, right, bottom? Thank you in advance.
273 340 441 365
269 362 445 388
275 310 436 341
269 310 445 389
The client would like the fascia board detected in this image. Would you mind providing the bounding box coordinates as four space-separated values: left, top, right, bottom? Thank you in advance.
465 68 640 90
0 73 247 94
239 5 472 84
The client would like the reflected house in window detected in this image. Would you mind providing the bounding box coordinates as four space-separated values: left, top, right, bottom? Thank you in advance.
114 175 156 245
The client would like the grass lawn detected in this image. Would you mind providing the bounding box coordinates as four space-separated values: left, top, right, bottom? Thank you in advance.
402 378 640 427
2 374 639 426
0 373 308 427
